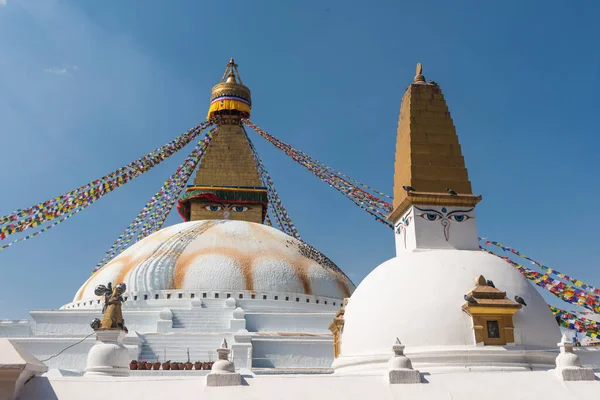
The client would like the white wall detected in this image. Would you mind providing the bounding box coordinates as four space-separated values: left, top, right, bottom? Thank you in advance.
246 313 334 334
394 205 479 255
30 310 161 335
0 320 32 337
251 337 334 368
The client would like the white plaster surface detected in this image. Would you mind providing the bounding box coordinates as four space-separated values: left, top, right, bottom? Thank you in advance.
339 249 562 362
0 339 47 400
17 370 600 400
395 206 479 254
85 330 129 377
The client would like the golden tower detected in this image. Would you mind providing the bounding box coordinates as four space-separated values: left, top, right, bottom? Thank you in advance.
177 59 268 224
388 63 482 223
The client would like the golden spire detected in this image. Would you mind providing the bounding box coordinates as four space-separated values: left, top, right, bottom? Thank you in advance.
226 70 237 83
388 63 481 223
220 58 243 84
207 58 251 120
177 59 267 224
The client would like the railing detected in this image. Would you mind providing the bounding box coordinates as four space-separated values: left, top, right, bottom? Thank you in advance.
62 288 345 310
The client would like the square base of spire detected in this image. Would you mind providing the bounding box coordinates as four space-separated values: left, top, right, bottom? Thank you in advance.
388 192 482 224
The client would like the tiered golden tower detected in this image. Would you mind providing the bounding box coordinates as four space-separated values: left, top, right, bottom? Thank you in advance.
177 59 268 224
388 63 481 223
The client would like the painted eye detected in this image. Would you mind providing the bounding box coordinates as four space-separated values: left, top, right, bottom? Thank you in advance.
232 206 248 212
205 205 222 211
420 213 441 222
449 215 470 222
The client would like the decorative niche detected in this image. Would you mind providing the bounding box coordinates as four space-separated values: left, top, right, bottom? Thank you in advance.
462 275 522 345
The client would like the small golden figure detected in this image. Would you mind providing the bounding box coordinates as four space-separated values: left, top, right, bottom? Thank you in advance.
90 282 127 332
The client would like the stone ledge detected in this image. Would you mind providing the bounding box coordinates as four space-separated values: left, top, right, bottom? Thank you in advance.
206 372 242 386
389 369 421 384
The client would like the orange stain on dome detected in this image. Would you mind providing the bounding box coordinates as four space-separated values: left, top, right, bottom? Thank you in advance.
291 256 313 295
114 253 148 290
173 246 255 291
76 239 177 301
247 222 284 243
172 243 314 295
79 221 350 299
248 222 315 293
76 274 97 301
335 274 352 298
76 252 149 301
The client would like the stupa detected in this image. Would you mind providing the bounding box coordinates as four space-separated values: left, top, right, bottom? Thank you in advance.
333 64 563 372
0 59 355 375
1 62 598 400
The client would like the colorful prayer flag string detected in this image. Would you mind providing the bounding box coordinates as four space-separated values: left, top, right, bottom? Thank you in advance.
93 128 216 272
480 238 600 296
243 126 302 240
0 120 215 243
243 120 600 312
481 246 600 314
0 203 93 251
243 120 393 228
550 305 600 339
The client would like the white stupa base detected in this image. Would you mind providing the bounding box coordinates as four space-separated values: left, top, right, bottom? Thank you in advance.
387 343 422 384
554 336 596 381
85 329 130 377
207 354 241 386
207 372 242 387
556 367 596 381
389 369 422 384
333 345 559 374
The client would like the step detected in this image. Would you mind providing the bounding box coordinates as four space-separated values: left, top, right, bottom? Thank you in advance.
139 333 231 363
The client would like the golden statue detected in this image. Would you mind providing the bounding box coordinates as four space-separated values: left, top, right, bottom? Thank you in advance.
90 282 127 331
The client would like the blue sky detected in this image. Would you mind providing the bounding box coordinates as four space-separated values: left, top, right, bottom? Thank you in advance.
0 0 599 319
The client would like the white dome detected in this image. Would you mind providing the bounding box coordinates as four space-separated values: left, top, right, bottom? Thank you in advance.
340 249 561 359
73 220 354 303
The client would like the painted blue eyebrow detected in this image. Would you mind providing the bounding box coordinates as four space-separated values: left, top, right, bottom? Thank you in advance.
446 208 474 216
415 206 473 217
414 207 442 215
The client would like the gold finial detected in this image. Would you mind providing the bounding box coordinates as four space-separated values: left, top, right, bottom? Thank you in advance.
226 70 237 83
207 58 252 120
414 63 425 83
220 57 242 84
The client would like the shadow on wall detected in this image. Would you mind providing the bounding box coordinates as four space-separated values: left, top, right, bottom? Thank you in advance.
17 377 59 400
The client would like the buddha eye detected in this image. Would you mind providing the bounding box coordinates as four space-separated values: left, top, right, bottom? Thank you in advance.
232 206 248 212
205 205 222 211
420 213 441 222
449 215 470 222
